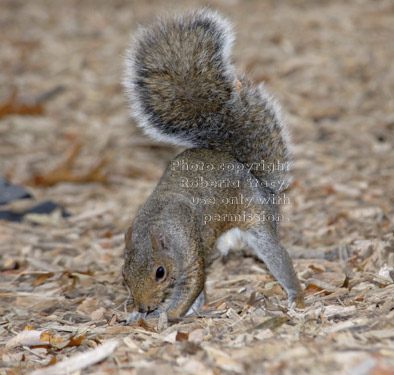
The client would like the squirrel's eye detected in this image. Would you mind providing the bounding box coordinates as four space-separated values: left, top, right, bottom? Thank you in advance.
156 266 165 280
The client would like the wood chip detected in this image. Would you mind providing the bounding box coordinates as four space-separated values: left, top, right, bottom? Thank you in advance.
28 340 119 375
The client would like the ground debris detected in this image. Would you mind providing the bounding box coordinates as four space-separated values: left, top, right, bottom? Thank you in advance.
1 0 394 374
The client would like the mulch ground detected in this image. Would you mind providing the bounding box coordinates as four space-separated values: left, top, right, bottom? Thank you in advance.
1 0 393 374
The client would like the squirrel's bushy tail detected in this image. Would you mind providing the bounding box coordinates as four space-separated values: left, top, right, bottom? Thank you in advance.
123 9 291 194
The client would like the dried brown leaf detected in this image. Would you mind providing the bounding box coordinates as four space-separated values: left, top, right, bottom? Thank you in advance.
66 334 85 348
24 323 35 331
175 331 189 342
27 142 107 187
33 272 54 287
308 264 325 273
0 90 44 119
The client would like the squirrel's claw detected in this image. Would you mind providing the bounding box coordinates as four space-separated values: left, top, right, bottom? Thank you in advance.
126 311 147 324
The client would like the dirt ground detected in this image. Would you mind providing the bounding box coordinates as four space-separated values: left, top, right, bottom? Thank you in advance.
1 0 394 374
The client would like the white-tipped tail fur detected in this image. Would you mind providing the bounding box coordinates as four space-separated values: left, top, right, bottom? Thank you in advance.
123 8 292 194
123 8 235 148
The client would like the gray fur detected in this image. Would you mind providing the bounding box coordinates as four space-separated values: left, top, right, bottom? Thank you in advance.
122 10 304 320
123 9 291 194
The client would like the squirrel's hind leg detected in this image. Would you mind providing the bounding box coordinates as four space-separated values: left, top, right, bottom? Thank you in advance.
215 226 304 308
246 227 304 308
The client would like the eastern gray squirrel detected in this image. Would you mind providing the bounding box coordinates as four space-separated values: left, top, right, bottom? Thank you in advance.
122 8 304 322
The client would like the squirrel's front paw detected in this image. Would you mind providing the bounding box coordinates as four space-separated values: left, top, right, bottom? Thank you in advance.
185 290 205 316
126 309 162 323
126 311 147 324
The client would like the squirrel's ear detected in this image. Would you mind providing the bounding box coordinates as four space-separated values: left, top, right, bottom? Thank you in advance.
149 226 169 252
124 227 133 247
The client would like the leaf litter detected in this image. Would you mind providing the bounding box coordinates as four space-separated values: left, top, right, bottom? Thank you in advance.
1 0 394 374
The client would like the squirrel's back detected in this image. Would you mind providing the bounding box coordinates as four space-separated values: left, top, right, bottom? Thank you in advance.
123 8 291 194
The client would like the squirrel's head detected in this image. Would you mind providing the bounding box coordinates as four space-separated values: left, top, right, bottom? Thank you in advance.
123 225 175 315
